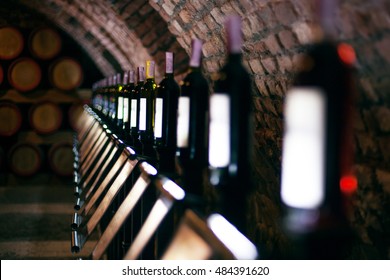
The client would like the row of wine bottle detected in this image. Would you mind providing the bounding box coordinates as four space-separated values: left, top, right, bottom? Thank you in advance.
91 10 358 251
91 15 252 233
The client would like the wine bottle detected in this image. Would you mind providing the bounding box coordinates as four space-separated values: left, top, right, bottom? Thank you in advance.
116 73 124 130
138 60 157 157
130 66 144 149
123 70 135 136
95 80 104 113
154 52 180 173
280 0 356 259
108 75 115 122
91 81 100 112
176 39 209 195
208 15 253 234
102 77 109 118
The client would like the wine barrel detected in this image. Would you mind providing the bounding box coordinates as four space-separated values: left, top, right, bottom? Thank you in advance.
0 27 24 60
8 57 42 92
29 101 63 134
68 102 85 131
8 142 42 176
48 142 73 176
0 101 22 137
29 27 61 60
49 58 83 90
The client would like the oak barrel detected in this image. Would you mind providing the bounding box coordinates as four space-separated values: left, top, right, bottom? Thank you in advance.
0 27 24 60
29 27 62 60
68 102 85 131
29 101 63 134
48 142 73 176
8 57 42 92
8 142 42 176
49 58 83 90
0 101 22 137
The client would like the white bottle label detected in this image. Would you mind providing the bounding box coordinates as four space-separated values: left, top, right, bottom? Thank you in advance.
154 98 163 138
177 97 190 147
130 99 137 128
117 96 124 120
208 94 230 168
139 98 147 131
281 87 325 209
123 98 129 123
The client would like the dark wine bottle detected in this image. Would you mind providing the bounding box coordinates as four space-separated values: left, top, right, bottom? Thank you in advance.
154 52 180 173
130 66 144 149
123 70 135 136
280 0 356 259
92 81 101 112
95 80 104 113
91 82 98 110
102 77 109 118
116 73 124 130
138 60 157 157
176 39 209 196
121 70 129 129
208 15 253 234
108 75 115 123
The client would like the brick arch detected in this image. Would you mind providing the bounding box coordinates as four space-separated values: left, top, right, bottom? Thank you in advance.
17 0 190 79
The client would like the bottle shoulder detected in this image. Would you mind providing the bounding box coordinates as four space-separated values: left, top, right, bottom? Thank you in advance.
140 80 156 98
124 84 135 92
181 71 208 89
293 39 351 88
157 77 180 96
217 59 250 79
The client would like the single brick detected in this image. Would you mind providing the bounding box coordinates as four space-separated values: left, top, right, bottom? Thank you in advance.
210 7 225 25
249 59 264 74
169 20 183 35
179 9 191 24
263 35 281 55
278 29 298 50
292 21 315 44
162 2 175 16
276 55 293 74
272 1 297 26
261 57 277 74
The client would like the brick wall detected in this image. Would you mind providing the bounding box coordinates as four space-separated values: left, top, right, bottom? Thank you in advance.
8 0 390 258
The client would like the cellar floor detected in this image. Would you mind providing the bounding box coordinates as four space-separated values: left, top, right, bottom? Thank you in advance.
0 175 97 260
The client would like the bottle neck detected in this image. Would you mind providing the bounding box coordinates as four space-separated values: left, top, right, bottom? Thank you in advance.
165 52 174 75
225 15 242 54
137 67 145 84
164 72 174 79
146 61 155 80
123 73 129 85
129 70 135 84
146 77 155 83
227 53 242 63
315 0 337 39
189 39 203 68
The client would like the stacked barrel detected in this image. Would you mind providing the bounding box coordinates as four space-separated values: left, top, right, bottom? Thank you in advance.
0 25 86 180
